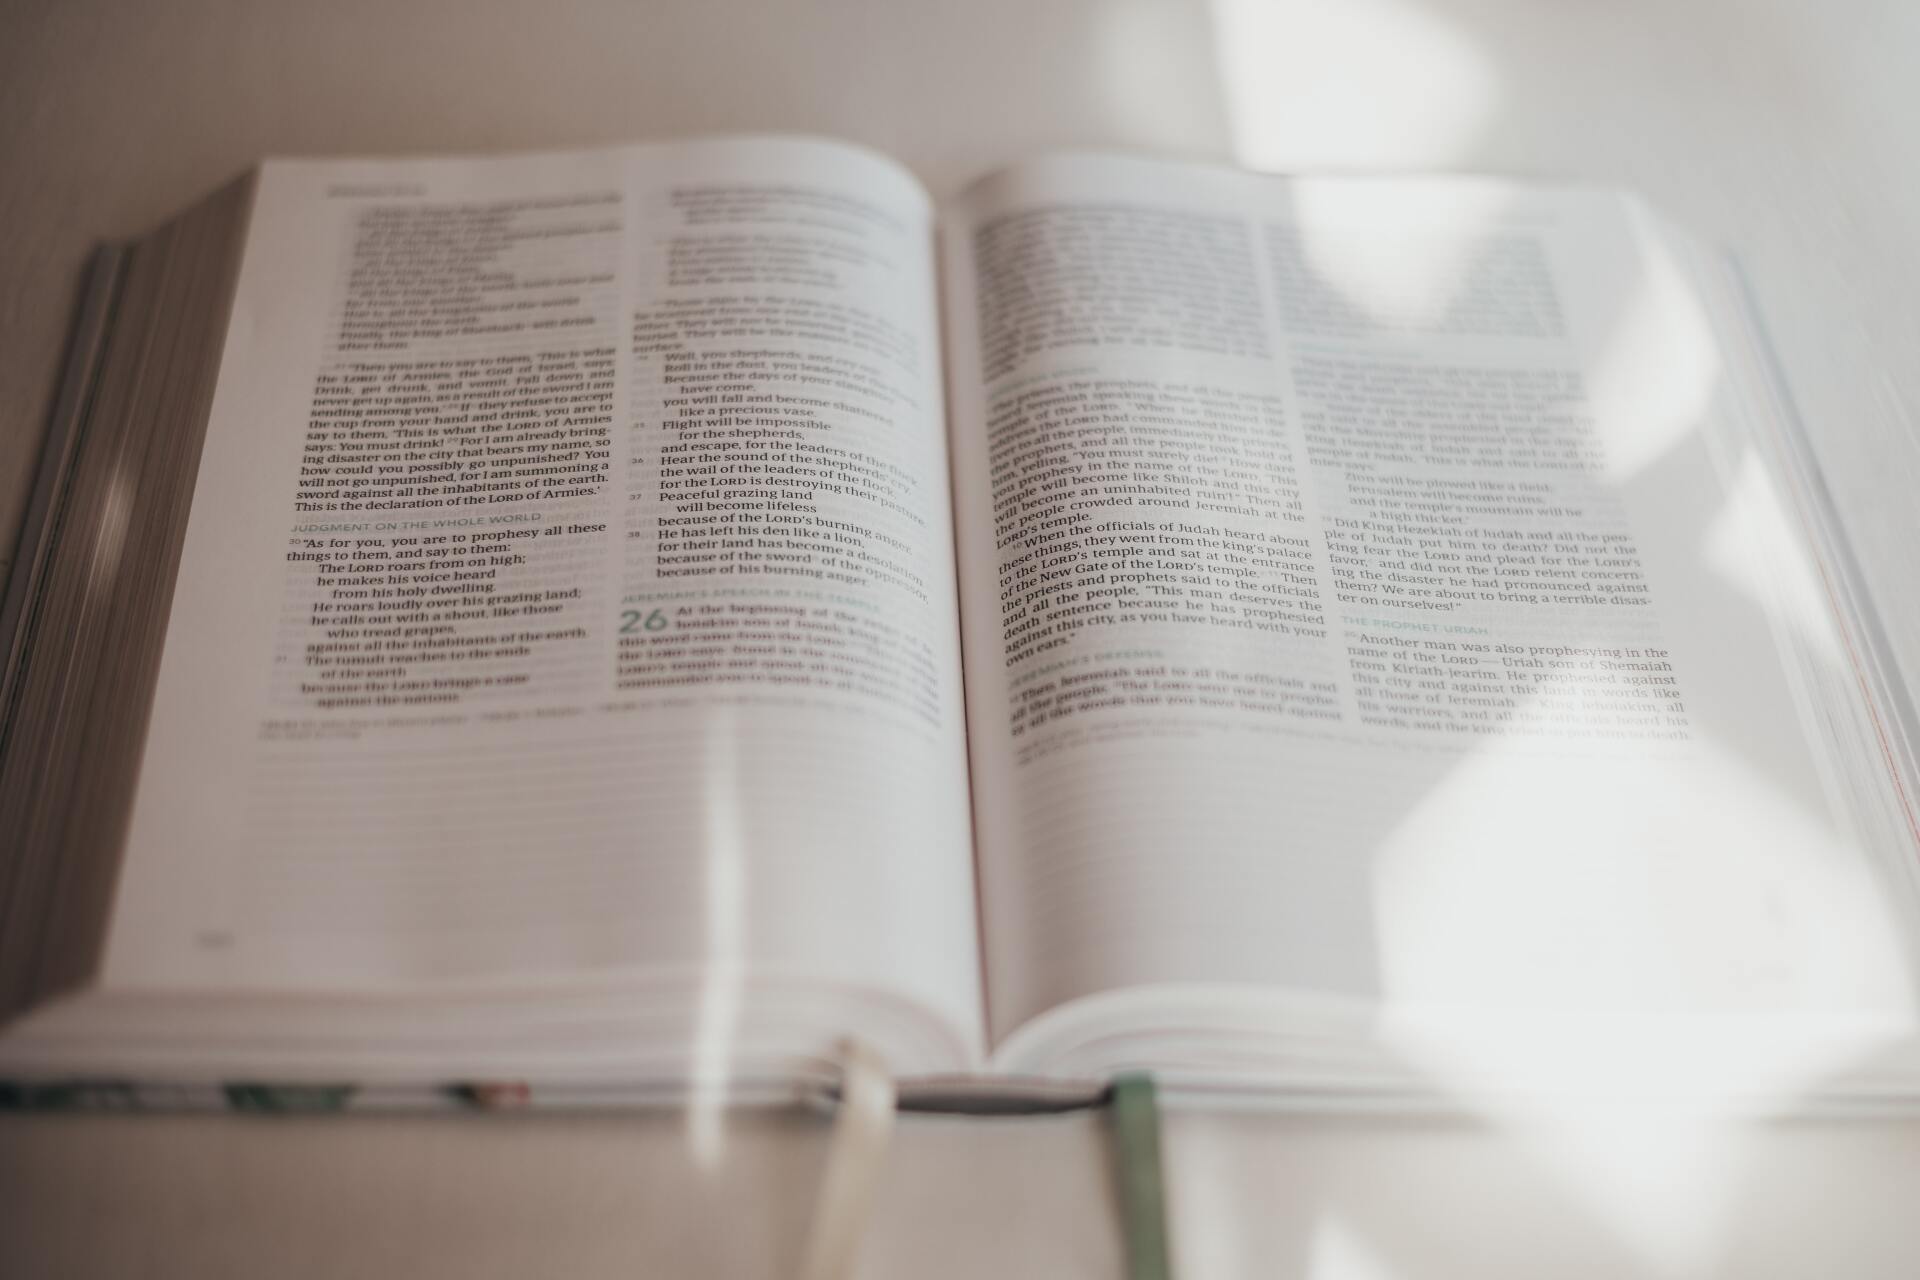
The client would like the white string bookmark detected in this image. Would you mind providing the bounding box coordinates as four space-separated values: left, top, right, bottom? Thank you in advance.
799 1040 897 1280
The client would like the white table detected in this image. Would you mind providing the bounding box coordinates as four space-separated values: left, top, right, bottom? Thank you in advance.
5 1 1919 1274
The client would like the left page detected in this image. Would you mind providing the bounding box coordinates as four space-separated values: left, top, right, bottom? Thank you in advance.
95 139 983 1075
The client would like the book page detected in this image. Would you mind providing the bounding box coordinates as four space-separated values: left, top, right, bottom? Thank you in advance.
942 155 1920 1058
104 139 982 1071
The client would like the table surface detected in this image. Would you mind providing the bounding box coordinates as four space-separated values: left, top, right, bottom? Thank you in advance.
5 1 1920 1275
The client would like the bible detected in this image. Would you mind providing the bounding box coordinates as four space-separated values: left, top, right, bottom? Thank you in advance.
3 137 1918 1111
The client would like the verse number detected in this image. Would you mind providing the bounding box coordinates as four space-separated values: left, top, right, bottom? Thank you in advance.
619 608 669 634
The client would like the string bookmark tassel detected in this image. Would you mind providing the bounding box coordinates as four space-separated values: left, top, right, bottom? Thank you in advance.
1111 1073 1176 1280
799 1040 897 1280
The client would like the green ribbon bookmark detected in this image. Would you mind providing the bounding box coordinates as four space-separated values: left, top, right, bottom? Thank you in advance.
1111 1073 1175 1280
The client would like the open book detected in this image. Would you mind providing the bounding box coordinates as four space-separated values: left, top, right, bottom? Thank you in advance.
4 137 1919 1110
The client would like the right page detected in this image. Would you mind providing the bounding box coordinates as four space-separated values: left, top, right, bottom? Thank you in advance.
941 154 1920 1087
